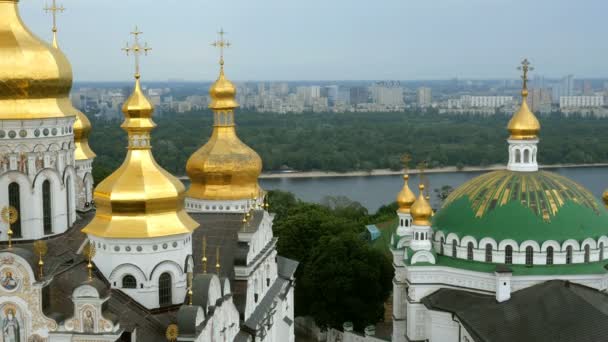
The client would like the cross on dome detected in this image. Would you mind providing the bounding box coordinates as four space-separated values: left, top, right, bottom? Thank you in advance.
44 0 64 48
211 28 231 66
122 26 152 79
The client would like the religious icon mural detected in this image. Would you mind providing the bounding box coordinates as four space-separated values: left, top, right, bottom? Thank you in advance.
0 270 19 291
82 309 95 333
2 307 20 342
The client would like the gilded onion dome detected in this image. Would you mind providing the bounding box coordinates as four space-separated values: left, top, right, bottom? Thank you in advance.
73 110 96 160
186 60 262 201
411 184 433 226
507 60 540 140
0 0 75 120
82 76 198 238
396 174 416 213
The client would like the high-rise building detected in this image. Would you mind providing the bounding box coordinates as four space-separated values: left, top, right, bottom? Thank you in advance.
350 86 369 105
370 84 404 107
561 74 575 97
417 87 432 107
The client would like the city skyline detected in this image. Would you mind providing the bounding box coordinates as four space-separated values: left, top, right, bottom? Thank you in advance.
20 0 608 82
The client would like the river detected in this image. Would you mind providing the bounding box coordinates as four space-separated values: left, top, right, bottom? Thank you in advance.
254 167 608 213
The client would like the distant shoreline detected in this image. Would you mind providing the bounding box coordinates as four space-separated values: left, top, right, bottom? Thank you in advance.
178 163 608 181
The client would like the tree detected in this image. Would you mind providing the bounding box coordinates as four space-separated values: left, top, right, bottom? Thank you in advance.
434 185 454 205
300 233 393 331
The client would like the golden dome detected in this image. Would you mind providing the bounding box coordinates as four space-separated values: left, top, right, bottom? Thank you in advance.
396 174 416 213
0 0 76 120
603 189 608 208
411 184 432 226
82 77 198 238
186 62 262 201
73 109 96 160
507 90 540 140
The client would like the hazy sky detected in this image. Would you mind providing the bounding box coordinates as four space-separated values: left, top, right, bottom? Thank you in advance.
19 0 607 82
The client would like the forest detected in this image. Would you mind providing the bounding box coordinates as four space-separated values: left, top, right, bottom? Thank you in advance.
89 109 608 182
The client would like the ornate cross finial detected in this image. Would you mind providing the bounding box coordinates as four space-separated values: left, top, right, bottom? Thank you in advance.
1 206 18 249
517 58 534 95
417 160 429 195
401 153 412 172
122 26 152 79
211 28 231 67
44 0 64 48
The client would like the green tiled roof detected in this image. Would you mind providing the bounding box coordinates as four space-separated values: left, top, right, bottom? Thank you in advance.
433 170 608 243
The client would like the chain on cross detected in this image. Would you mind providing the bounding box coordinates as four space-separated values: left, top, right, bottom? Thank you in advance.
517 58 534 92
122 26 152 78
211 28 231 65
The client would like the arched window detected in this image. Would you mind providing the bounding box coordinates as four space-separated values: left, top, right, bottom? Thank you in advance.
467 242 474 260
546 246 554 265
405 219 409 227
122 275 137 289
515 149 521 163
505 245 513 265
452 240 457 257
485 244 493 262
158 273 172 306
525 246 533 266
584 244 590 263
600 243 604 260
524 149 530 163
66 176 71 226
42 180 52 234
566 246 573 264
440 237 445 254
400 219 404 227
8 183 21 238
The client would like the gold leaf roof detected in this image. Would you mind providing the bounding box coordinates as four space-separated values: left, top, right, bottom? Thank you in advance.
507 90 540 140
0 0 76 120
411 184 433 226
397 174 416 213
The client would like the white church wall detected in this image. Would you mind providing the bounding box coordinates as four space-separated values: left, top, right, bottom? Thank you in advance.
426 310 459 342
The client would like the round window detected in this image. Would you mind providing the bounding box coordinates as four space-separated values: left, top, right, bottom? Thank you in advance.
34 129 40 137
51 128 57 136
18 130 27 138
43 128 49 136
8 131 16 139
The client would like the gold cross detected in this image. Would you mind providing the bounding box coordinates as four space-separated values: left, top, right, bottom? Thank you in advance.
44 0 64 33
211 28 231 65
122 26 152 78
517 58 534 92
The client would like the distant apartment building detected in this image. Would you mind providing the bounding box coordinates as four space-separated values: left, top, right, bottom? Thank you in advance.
528 88 552 113
350 86 369 105
559 96 604 109
417 87 432 107
370 85 404 107
465 96 513 108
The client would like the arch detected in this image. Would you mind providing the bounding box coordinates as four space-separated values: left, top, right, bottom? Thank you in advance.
8 182 22 238
439 237 445 255
525 246 533 266
109 263 148 283
42 180 52 234
523 149 530 163
446 233 460 246
598 236 608 248
498 239 519 252
519 240 540 252
584 244 590 263
546 246 554 265
561 239 580 252
581 238 597 250
505 245 513 265
466 242 474 260
434 231 446 242
484 243 493 263
122 275 137 289
460 236 478 249
32 144 47 153
410 250 436 265
541 240 561 252
150 260 183 283
158 273 172 306
451 239 457 257
479 237 498 251
600 242 605 261
396 237 409 249
515 149 522 163
47 143 61 152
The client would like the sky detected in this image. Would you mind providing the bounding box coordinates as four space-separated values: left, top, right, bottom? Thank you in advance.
18 0 608 82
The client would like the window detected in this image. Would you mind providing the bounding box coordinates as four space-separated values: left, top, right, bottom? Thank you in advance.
546 246 554 265
485 244 493 262
505 245 513 265
524 149 530 163
467 242 474 260
8 183 21 238
525 246 533 266
66 176 71 226
42 180 52 234
400 219 404 227
158 273 172 306
440 237 445 254
452 240 457 257
566 246 573 264
600 243 604 260
122 275 137 289
584 244 590 263
515 149 521 163
405 219 409 227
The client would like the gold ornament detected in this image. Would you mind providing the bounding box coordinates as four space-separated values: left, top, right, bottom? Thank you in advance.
165 324 179 341
34 240 48 278
84 242 96 281
1 206 18 225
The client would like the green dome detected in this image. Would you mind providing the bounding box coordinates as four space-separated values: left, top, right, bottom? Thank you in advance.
434 170 608 243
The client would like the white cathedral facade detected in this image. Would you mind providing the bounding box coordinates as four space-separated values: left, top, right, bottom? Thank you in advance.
0 1 296 341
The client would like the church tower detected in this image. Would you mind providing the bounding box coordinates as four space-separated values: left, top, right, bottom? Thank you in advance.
81 28 198 309
0 0 79 241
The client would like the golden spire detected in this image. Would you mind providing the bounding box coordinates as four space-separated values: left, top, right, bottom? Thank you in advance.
202 236 208 274
81 28 198 239
34 241 48 278
411 184 433 226
508 58 540 140
397 154 416 213
0 0 74 120
187 271 193 305
186 28 262 202
84 242 96 281
44 0 64 48
215 246 221 275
